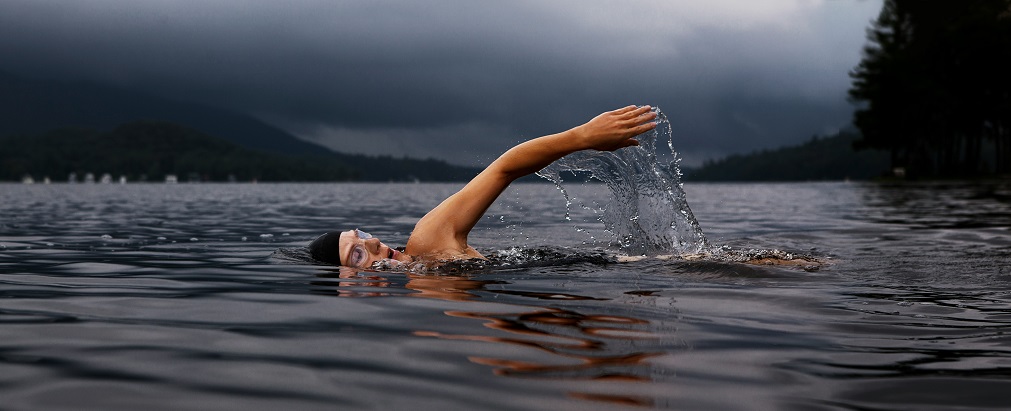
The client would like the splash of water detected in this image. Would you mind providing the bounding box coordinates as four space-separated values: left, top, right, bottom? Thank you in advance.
536 107 708 256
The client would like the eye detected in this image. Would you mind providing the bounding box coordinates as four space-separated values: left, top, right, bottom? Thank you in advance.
350 246 367 267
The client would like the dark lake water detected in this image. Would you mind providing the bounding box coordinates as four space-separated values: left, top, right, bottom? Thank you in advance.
1 181 1010 410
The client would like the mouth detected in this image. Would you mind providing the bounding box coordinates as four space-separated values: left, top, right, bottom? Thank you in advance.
388 248 394 259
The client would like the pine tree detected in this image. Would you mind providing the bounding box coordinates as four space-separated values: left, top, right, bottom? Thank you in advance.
849 0 1011 177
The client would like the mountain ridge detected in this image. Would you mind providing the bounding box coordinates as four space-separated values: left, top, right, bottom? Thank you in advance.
1 120 486 182
0 71 480 181
684 130 890 181
0 70 333 156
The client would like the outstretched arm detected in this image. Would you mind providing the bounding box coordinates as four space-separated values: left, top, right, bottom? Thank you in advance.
405 105 657 258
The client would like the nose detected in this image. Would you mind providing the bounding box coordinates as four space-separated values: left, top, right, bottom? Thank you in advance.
363 237 382 253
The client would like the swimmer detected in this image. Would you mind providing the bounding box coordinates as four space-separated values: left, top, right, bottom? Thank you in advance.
308 105 658 268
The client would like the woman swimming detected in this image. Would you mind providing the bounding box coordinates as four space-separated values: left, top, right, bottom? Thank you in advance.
308 105 658 268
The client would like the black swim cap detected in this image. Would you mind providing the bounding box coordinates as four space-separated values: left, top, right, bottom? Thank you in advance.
308 231 343 265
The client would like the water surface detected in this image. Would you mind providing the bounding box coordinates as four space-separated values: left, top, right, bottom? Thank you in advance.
1 181 1010 410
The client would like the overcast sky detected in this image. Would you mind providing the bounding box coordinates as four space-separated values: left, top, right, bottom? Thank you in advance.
0 0 882 166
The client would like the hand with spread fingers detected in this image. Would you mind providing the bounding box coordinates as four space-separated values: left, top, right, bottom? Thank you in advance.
574 105 657 152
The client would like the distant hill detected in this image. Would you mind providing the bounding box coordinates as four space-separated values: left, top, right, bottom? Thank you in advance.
1 121 357 182
0 70 331 156
685 130 889 181
0 71 479 181
1 121 482 182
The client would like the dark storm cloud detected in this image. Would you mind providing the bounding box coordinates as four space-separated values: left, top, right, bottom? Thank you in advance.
0 0 881 166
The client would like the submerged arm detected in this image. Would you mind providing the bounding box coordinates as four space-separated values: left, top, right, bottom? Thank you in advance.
406 105 657 256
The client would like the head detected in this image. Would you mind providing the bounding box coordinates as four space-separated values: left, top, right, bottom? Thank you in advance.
308 229 412 268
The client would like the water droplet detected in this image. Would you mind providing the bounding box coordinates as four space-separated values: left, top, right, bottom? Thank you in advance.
897 301 914 306
260 234 274 238
241 237 248 241
45 242 54 247
281 233 290 236
189 237 199 242
157 237 167 241
100 234 113 240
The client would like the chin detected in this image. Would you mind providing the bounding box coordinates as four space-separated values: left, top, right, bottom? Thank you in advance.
392 249 412 262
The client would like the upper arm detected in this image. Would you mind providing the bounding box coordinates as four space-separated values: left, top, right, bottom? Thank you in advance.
408 164 512 253
406 132 574 255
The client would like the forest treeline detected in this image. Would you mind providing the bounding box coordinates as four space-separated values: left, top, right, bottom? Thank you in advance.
0 121 478 182
850 0 1011 178
686 130 889 181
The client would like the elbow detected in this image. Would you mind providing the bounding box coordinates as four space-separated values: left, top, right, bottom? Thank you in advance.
487 161 528 183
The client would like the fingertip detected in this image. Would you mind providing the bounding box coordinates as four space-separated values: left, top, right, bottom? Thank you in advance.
632 122 657 135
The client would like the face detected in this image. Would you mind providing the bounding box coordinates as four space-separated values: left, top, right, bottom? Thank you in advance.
339 229 412 268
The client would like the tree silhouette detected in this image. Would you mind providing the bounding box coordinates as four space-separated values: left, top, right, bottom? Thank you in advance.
849 0 1011 178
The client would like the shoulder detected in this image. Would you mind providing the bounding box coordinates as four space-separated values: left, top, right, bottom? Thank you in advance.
405 215 481 259
406 230 485 263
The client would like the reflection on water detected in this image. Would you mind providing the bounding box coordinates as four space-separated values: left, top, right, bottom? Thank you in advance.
860 181 1011 229
322 267 664 407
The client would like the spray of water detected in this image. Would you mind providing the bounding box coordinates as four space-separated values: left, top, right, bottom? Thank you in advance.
536 107 708 256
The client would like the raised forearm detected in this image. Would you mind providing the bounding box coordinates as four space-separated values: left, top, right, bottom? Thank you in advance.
490 129 586 180
489 105 657 181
